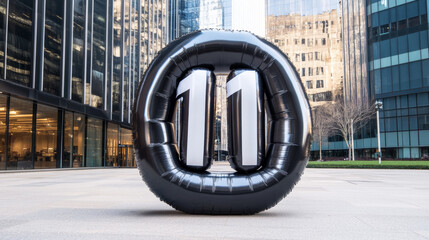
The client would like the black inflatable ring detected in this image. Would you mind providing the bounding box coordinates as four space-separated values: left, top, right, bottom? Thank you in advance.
133 30 312 214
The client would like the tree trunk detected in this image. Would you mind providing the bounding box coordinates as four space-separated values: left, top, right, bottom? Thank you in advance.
319 135 322 161
348 135 352 161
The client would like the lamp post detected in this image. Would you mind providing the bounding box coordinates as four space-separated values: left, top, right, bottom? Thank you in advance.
375 100 383 164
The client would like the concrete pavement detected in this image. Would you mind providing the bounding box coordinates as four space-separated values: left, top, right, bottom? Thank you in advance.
0 165 428 239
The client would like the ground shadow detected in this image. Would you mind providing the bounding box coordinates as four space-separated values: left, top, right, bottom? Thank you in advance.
126 208 290 218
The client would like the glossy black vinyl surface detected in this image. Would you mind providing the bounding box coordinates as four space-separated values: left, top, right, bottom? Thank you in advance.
133 30 312 214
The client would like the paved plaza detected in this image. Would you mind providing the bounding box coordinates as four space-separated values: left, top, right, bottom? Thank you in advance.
0 165 428 239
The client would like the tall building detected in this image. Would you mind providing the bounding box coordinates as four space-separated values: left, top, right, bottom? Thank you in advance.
266 0 344 107
169 0 231 40
0 0 167 170
367 0 429 159
168 0 265 40
342 0 370 103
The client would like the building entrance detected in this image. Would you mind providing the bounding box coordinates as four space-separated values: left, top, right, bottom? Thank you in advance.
118 144 135 167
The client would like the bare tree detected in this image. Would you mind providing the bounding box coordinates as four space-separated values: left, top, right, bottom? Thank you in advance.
312 104 333 161
328 98 375 161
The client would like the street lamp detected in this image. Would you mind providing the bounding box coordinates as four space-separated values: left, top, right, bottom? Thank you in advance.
375 100 383 164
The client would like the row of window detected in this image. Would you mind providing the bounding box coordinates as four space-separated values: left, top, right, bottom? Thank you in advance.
305 80 324 89
367 0 417 14
300 67 324 77
293 38 327 46
380 93 429 132
369 0 425 27
0 94 134 170
373 59 429 94
370 30 428 61
295 52 324 62
273 38 327 48
369 0 427 38
270 20 334 31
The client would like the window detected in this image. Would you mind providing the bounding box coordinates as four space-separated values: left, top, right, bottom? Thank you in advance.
372 27 379 36
408 32 420 52
408 16 420 27
390 37 398 56
407 1 418 19
321 38 326 45
63 112 85 168
43 0 64 95
35 104 58 169
107 123 119 167
0 95 6 170
320 67 324 75
0 0 5 77
295 54 300 62
409 61 422 89
91 0 107 109
316 80 324 88
7 97 33 170
306 81 313 89
381 68 392 93
373 41 380 60
120 128 134 167
398 20 407 30
308 68 313 76
423 60 429 87
398 117 409 131
6 0 33 86
380 39 390 58
392 66 400 91
391 22 397 32
113 0 122 117
72 0 86 103
301 53 305 61
419 115 429 130
380 24 389 35
315 52 321 60
86 117 103 167
399 64 409 91
384 118 397 132
301 68 306 76
418 93 429 106
301 38 305 45
374 69 381 94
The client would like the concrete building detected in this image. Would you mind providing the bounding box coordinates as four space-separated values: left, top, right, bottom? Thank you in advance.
266 3 344 107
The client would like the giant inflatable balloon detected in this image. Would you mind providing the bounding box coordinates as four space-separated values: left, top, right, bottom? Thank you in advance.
132 30 312 214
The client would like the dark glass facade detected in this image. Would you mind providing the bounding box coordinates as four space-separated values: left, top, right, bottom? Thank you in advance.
368 0 429 159
0 0 167 170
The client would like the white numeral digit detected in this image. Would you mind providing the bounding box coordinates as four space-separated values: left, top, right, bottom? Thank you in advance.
176 70 208 166
227 71 259 166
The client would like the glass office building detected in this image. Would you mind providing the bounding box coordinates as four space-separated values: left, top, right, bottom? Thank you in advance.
367 0 429 159
0 0 167 170
169 0 232 40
